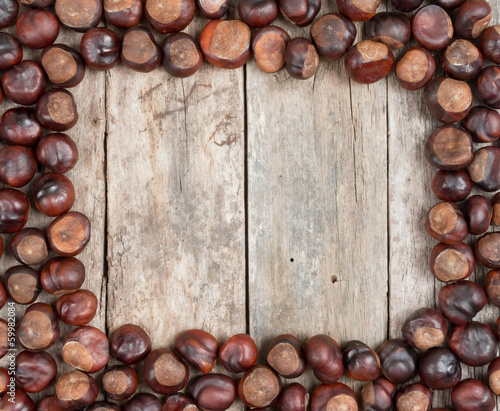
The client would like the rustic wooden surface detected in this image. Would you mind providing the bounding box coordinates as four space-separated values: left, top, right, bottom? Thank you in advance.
1 0 500 409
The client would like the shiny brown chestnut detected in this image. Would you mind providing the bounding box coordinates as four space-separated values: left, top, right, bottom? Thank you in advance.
377 339 418 384
197 0 230 19
145 0 195 34
37 396 67 411
306 334 344 384
430 242 475 282
0 33 22 70
434 0 466 8
451 379 495 411
17 303 60 352
280 0 320 26
395 383 432 411
47 211 91 257
11 228 49 266
0 368 8 394
485 270 500 307
36 88 78 132
0 189 30 234
219 333 258 373
424 77 472 123
104 0 143 28
37 133 79 174
174 329 218 374
0 319 7 359
438 280 487 324
342 340 380 381
125 393 163 411
0 108 43 147
111 324 152 365
0 146 37 188
62 326 109 373
0 389 34 411
310 13 356 60
161 33 203 78
285 37 319 80
252 26 290 74
337 0 379 21
239 0 277 27
81 27 121 71
467 146 500 192
465 195 492 235
278 383 309 411
200 20 251 69
238 366 280 408
16 9 60 49
449 321 497 366
412 5 453 50
431 170 472 202
475 233 500 269
401 308 448 350
56 289 98 326
121 26 162 73
365 12 410 49
0 282 6 309
441 40 484 80
266 335 305 379
424 125 473 170
395 47 435 91
360 377 396 411
419 347 461 390
15 350 57 393
391 0 422 12
191 374 236 411
487 357 500 395
41 44 86 88
0 0 19 29
477 66 500 109
2 266 41 305
345 40 394 84
425 202 467 245
1 61 46 106
102 365 139 401
463 106 500 143
480 25 500 64
144 347 189 394
493 193 500 225
162 393 197 411
55 371 99 409
454 0 492 39
85 401 122 411
19 0 54 7
33 173 75 217
41 256 85 295
310 382 358 411
55 0 103 32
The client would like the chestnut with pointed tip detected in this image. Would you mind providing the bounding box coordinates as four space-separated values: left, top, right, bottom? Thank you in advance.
16 9 60 49
81 27 121 71
161 33 203 78
345 40 394 84
451 379 495 411
47 211 91 257
395 383 432 411
0 0 19 28
0 146 37 188
11 228 49 266
310 13 356 60
191 374 236 411
365 12 411 50
477 66 500 109
467 146 500 192
56 289 98 326
431 170 472 202
377 339 418 384
55 371 99 409
419 347 461 390
438 280 487 325
430 242 475 282
219 333 258 373
104 0 143 29
238 366 281 408
310 382 358 411
0 108 43 147
1 60 46 106
239 0 278 27
111 324 152 365
424 124 473 170
475 233 500 269
41 256 86 295
306 335 344 384
125 393 163 411
480 25 500 64
425 202 467 245
252 26 290 73
162 393 197 411
144 347 189 394
278 383 309 411
424 77 472 123
62 326 110 373
145 0 195 34
15 350 57 393
121 26 162 73
342 340 380 381
395 47 435 91
102 365 139 401
285 37 319 80
41 44 86 88
174 329 218 374
17 303 60 352
266 334 305 378
0 33 22 70
36 88 78 132
441 40 484 80
454 0 492 39
449 321 497 367
360 377 396 411
55 0 103 32
37 133 79 174
2 265 41 305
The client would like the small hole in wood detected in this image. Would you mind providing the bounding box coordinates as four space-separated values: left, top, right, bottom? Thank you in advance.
290 258 294 262
331 275 338 284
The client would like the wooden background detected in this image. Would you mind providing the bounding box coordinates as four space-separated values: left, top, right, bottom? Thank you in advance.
1 0 499 408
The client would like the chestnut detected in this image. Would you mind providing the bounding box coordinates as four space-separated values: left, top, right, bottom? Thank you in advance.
56 289 98 325
391 0 422 12
487 357 500 395
17 303 60 352
200 20 251 69
480 25 500 64
15 350 57 393
485 270 500 307
433 0 466 8
161 33 203 78
377 339 418 384
424 77 472 123
121 26 162 73
36 88 78 132
430 242 475 282
425 202 467 245
365 12 410 49
55 371 99 409
0 108 43 147
431 170 472 202
280 0 319 26
41 44 86 88
0 282 6 309
174 329 218 374
238 366 281 408
438 280 487 324
337 0 380 21
81 27 121 71
424 125 473 170
310 382 358 411
143 347 189 394
266 334 305 378
310 13 356 60
441 40 484 80
62 326 110 373
360 377 396 411
16 9 60 49
467 146 500 192
344 40 394 84
19 0 54 7
0 146 37 188
124 393 162 411
305 334 344 384
463 106 500 143
102 365 139 401
0 33 22 70
412 5 453 50
0 319 8 359
341 340 380 381
162 393 197 411
475 233 500 269
285 37 319 80
0 189 30 234
197 0 230 19
465 195 492 235
105 0 143 28
401 308 448 350
0 389 34 411
395 47 436 91
2 266 41 305
0 0 19 28
145 0 195 34
454 0 491 39
252 26 290 73
449 321 497 366
191 374 237 411
111 323 152 365
395 383 432 411
219 333 258 373
1 61 46 106
33 173 75 217
239 0 278 27
0 368 8 394
11 228 49 266
36 133 79 174
493 193 500 225
55 0 103 32
419 347 461 390
451 379 495 411
41 256 86 294
477 66 500 109
278 383 309 411
37 396 67 411
85 402 122 411
47 211 91 257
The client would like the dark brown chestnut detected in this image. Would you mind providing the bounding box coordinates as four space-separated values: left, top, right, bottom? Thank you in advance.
121 26 162 73
102 365 139 401
480 25 500 64
191 374 236 411
433 0 466 8
37 396 67 411
81 27 121 71
62 326 109 373
239 0 278 27
477 66 500 109
145 0 195 34
0 0 19 29
305 334 344 384
40 256 85 295
464 195 492 235
36 88 78 132
280 0 319 26
265 334 305 378
395 383 432 411
341 340 380 381
475 233 500 269
431 170 472 202
360 377 396 411
485 270 500 307
104 0 143 28
1 61 46 106
454 0 492 39
310 13 356 60
449 321 497 366
125 393 162 411
17 303 60 352
15 350 57 393
391 0 422 12
493 193 500 225
0 282 6 309
0 368 8 395
36 133 79 174
424 77 472 123
56 289 98 326
438 280 487 324
467 146 500 192
16 9 59 49
412 5 453 50
252 26 290 73
419 347 461 390
278 383 309 411
0 108 43 147
463 106 500 143
111 323 152 365
365 12 410 49
0 188 30 234
344 40 394 84
424 124 473 170
161 33 203 78
41 44 86 88
33 173 75 217
395 47 436 91
238 366 280 408
174 329 218 374
85 401 122 411
337 0 379 21
441 39 484 80
55 0 103 32
0 319 7 359
310 382 358 411
219 333 258 373
425 202 468 245
451 379 495 411
0 389 34 411
2 266 41 305
285 37 319 80
11 228 49 266
197 0 230 19
19 0 54 7
47 211 91 257
0 33 22 70
401 308 448 350
0 146 37 188
430 242 475 282
377 339 418 384
144 347 189 394
162 393 197 411
55 371 99 409
487 357 500 395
